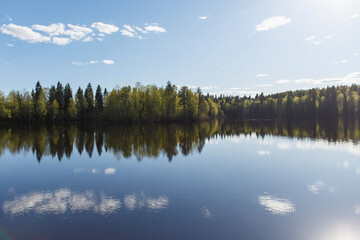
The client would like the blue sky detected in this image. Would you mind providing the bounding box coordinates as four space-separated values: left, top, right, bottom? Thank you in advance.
1 0 360 96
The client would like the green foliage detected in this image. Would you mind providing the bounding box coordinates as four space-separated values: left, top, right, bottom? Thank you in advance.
1 81 360 122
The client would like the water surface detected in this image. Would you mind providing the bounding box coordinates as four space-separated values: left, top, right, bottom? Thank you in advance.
1 120 360 240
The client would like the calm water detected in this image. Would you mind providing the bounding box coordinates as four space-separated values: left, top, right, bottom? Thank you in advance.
1 120 360 240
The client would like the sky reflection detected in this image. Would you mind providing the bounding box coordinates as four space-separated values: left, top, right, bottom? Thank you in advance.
258 194 296 215
2 189 169 216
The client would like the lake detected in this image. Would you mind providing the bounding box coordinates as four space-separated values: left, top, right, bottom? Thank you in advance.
0 119 360 240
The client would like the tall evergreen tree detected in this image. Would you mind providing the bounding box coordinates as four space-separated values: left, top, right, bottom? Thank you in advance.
56 82 64 113
75 87 85 120
64 83 73 112
95 85 104 113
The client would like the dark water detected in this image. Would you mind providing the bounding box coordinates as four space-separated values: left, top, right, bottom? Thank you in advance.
1 120 360 240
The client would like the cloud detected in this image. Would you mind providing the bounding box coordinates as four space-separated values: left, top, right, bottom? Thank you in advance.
276 79 291 84
294 79 312 84
199 16 208 20
313 40 322 45
72 61 87 66
258 194 296 215
350 14 359 19
91 22 119 34
90 60 98 64
32 23 65 36
256 73 269 78
0 23 50 43
103 60 114 65
6 43 14 47
337 59 348 63
144 23 167 33
135 26 147 33
120 29 135 38
104 168 116 175
256 16 291 31
280 72 360 86
52 37 72 46
202 86 218 90
354 53 359 56
256 84 272 88
305 36 316 41
82 36 93 42
65 24 93 40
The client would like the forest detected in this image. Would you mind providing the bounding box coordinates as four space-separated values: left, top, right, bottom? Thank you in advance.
0 81 359 122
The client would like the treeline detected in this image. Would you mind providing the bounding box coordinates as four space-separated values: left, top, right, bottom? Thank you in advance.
1 119 359 162
0 81 360 122
0 81 222 122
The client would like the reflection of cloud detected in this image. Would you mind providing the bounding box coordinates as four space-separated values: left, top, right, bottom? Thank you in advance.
356 168 360 175
355 204 360 215
3 189 120 215
147 196 169 209
277 142 291 150
104 168 116 175
258 150 270 156
296 140 360 156
258 195 296 215
343 161 349 169
123 193 169 210
3 189 169 216
307 181 335 195
201 206 212 218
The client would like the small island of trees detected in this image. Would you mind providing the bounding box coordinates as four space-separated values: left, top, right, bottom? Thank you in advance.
0 81 359 122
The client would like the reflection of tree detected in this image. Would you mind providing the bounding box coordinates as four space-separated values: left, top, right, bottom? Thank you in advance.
0 118 360 162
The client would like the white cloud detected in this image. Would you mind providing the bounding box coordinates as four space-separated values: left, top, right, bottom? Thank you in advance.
354 53 359 56
199 16 208 20
32 23 65 36
0 23 50 43
339 59 348 63
135 26 147 33
305 36 316 41
123 24 135 32
256 73 269 78
90 60 98 64
313 40 322 45
82 36 93 42
98 33 105 37
256 16 291 31
350 14 359 19
144 23 167 33
72 61 87 66
324 35 333 39
65 24 93 40
91 22 119 34
6 43 14 47
120 29 135 38
103 60 114 65
104 168 116 175
295 78 312 84
258 195 296 215
276 79 291 84
202 86 218 90
256 84 272 88
52 37 71 46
